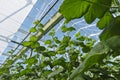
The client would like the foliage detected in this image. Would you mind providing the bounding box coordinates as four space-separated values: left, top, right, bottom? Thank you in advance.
100 16 120 41
59 0 112 23
0 0 120 80
0 23 96 80
59 0 120 79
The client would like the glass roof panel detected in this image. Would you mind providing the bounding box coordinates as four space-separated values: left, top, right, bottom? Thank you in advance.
0 0 37 63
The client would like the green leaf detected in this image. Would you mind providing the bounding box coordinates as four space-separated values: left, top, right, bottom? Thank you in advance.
84 6 96 24
105 36 120 50
53 37 60 44
61 26 67 33
19 68 32 76
42 70 52 77
25 57 38 66
58 44 67 51
38 27 44 33
75 32 81 37
82 46 91 53
57 50 66 54
61 26 76 32
100 16 120 41
30 42 40 48
59 0 89 22
93 0 112 18
59 36 71 50
30 35 37 42
38 46 46 51
68 27 76 31
38 23 44 33
43 51 56 57
84 0 112 24
48 44 57 48
22 41 31 47
48 68 64 79
70 52 79 61
52 57 66 66
38 23 44 28
70 41 84 47
49 29 55 36
35 46 46 53
82 42 110 70
45 40 52 44
40 61 49 68
6 60 13 65
62 36 71 43
60 0 111 23
73 74 85 80
29 27 37 33
48 51 56 56
76 36 85 41
70 42 110 79
33 20 40 25
97 12 114 29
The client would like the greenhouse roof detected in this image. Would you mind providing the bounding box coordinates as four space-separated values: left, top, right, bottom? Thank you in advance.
0 0 38 63
0 0 101 65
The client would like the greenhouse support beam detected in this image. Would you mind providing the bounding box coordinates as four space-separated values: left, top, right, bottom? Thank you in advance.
12 12 63 63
